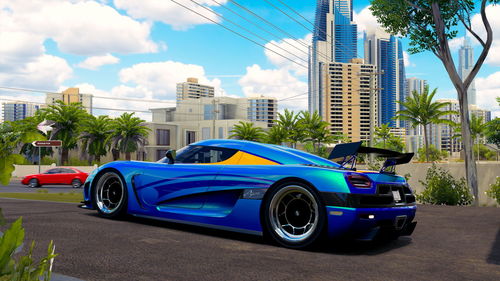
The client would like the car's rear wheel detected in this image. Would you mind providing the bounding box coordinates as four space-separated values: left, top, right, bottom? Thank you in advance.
262 182 326 249
28 179 40 188
71 179 82 188
93 171 128 218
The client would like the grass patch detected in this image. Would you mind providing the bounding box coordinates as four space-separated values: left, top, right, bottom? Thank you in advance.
0 192 83 203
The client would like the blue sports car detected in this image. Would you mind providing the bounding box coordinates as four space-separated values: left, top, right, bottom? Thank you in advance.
81 139 417 249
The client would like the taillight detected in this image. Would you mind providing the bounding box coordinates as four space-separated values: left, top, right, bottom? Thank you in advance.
347 174 372 188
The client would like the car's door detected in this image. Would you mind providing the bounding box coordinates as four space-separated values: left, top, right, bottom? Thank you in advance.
40 168 60 184
134 145 237 210
58 168 76 184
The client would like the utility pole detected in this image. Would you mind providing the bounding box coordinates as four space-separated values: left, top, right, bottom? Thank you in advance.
212 98 219 139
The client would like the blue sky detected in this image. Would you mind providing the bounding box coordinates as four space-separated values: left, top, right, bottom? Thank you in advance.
0 0 499 121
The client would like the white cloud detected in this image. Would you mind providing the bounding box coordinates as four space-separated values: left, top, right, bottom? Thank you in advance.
1 0 158 56
114 0 228 31
77 54 120 70
0 54 72 90
475 71 500 118
354 6 380 38
239 64 308 111
264 34 311 77
118 60 222 100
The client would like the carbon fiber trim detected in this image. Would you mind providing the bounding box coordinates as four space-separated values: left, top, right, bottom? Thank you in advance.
322 184 416 208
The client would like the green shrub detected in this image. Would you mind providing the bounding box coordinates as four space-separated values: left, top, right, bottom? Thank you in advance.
66 157 88 166
0 208 57 280
416 164 473 205
486 177 500 205
417 145 448 162
40 157 56 165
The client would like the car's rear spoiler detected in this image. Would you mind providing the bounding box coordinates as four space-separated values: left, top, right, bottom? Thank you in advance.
328 142 414 174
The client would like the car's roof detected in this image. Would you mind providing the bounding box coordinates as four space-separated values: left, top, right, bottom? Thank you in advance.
191 139 340 167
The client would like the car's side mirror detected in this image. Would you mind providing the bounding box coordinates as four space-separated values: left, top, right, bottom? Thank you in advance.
166 149 176 164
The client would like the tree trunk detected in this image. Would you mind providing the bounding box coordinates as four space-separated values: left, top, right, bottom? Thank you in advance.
423 125 429 162
125 152 131 161
112 149 119 161
61 148 69 165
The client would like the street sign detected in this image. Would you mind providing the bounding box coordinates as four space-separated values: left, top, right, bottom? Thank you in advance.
32 140 62 147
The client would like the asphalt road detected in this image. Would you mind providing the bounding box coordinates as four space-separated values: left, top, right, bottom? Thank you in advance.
0 198 499 281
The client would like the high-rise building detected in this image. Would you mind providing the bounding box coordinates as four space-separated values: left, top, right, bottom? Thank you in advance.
364 27 406 127
309 0 357 115
406 77 427 97
323 59 378 142
2 102 40 122
458 37 476 105
46 87 93 113
176 78 215 103
247 96 277 127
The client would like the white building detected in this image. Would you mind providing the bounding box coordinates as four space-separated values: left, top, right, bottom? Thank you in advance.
46 87 93 113
176 77 215 103
2 102 40 122
458 37 477 105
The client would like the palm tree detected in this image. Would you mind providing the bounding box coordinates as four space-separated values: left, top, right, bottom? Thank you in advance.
470 114 487 161
229 121 265 142
374 123 392 149
80 115 113 164
300 111 337 154
40 101 89 164
275 109 303 148
264 125 287 145
0 122 42 185
110 113 150 161
396 86 456 162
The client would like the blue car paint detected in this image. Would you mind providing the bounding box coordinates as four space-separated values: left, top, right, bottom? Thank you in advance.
83 139 416 239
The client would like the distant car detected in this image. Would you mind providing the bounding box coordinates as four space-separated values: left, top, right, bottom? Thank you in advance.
82 140 417 249
22 167 89 188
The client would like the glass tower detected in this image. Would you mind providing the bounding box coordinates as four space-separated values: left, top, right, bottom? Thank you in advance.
309 0 357 115
458 37 476 105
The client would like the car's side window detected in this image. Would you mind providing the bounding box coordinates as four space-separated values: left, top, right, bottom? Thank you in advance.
44 168 59 174
176 146 238 164
60 168 75 173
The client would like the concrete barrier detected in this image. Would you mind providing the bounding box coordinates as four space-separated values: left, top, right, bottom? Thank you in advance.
360 162 500 207
13 164 98 178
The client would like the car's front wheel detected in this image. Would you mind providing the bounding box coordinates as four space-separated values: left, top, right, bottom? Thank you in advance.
93 171 128 218
28 178 40 188
262 182 326 249
71 179 82 188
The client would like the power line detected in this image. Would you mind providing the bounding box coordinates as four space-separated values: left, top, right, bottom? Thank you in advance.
211 0 309 58
169 0 307 69
190 0 308 64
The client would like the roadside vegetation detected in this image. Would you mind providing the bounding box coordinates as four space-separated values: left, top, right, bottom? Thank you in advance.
0 208 57 280
486 177 500 205
416 164 473 206
0 191 83 204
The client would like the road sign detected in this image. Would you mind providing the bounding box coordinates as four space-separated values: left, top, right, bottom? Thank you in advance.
32 140 62 147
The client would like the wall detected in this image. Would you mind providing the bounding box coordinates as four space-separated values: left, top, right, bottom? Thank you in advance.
394 162 499 206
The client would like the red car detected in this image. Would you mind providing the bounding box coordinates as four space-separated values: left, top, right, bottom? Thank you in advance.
21 167 89 188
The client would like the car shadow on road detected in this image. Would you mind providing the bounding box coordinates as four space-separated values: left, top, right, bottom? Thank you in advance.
85 213 413 255
487 227 500 265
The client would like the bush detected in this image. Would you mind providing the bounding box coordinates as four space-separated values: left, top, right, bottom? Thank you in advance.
40 157 56 165
0 208 57 280
417 145 448 162
416 164 473 205
486 177 500 205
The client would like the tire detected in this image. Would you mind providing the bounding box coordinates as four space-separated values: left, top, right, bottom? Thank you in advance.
71 179 82 188
93 171 128 219
262 181 326 249
28 178 40 188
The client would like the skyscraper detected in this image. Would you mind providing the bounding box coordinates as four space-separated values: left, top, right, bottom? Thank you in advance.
364 27 406 127
458 37 477 105
2 102 40 122
309 0 357 115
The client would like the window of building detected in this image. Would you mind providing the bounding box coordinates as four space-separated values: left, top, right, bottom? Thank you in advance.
218 127 224 139
156 129 170 145
186 131 196 145
156 149 169 161
202 127 211 140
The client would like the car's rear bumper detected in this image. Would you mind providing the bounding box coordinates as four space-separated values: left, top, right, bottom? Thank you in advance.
325 205 417 240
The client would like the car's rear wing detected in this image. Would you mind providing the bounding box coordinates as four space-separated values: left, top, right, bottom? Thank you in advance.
328 142 414 174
